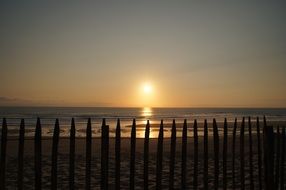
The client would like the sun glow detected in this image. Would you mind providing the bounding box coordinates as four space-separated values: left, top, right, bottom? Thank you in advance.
143 83 153 94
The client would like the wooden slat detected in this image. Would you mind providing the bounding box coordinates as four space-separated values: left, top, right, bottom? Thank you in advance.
156 120 164 190
193 119 198 190
256 117 262 190
169 119 176 189
181 119 187 189
130 119 136 190
213 119 219 190
115 119 121 190
86 118 92 190
240 117 245 190
263 122 274 189
144 120 150 190
51 119 60 190
248 117 254 190
69 118 75 190
0 118 7 190
18 119 25 190
223 118 228 190
274 126 280 189
280 126 285 190
101 119 107 189
232 118 237 190
35 118 42 190
203 119 208 190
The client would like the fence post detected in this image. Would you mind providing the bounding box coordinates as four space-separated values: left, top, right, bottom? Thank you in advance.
115 119 121 190
232 118 237 190
240 117 245 190
100 119 109 190
169 119 176 189
0 118 7 190
193 119 198 190
51 119 60 190
213 119 219 190
280 126 285 190
274 126 280 189
35 117 42 190
18 119 25 190
69 118 75 190
247 117 254 190
181 119 187 189
156 120 164 190
203 119 208 190
223 118 228 190
144 120 150 190
130 119 136 190
256 117 262 190
263 120 274 189
86 118 92 190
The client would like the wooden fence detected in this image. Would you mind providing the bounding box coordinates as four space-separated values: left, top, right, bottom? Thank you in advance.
0 117 285 189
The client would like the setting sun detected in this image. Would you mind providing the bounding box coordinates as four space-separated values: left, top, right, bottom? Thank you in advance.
143 83 153 94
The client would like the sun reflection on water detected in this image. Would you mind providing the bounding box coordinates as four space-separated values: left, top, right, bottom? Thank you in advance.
142 107 152 117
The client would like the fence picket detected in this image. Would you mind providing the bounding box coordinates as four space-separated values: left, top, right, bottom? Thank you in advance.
115 119 121 190
169 119 176 189
144 120 150 190
86 118 92 190
130 119 136 190
248 117 254 190
156 120 164 190
51 119 60 190
18 119 25 190
256 117 262 190
193 119 198 190
274 126 280 189
69 118 75 190
240 117 245 190
35 118 42 190
232 118 237 189
223 118 228 190
213 119 219 190
0 118 7 190
280 126 285 190
203 120 208 190
181 119 187 189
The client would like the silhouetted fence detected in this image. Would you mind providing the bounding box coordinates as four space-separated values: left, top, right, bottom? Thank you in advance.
0 117 285 189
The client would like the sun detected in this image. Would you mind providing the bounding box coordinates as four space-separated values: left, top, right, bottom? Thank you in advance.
143 83 153 94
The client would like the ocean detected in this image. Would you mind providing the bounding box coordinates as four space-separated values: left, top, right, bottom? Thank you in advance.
1 107 286 137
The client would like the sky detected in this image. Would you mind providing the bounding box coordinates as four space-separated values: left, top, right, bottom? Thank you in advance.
0 1 286 107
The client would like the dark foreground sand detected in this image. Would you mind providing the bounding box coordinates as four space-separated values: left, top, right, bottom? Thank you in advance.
3 121 285 189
